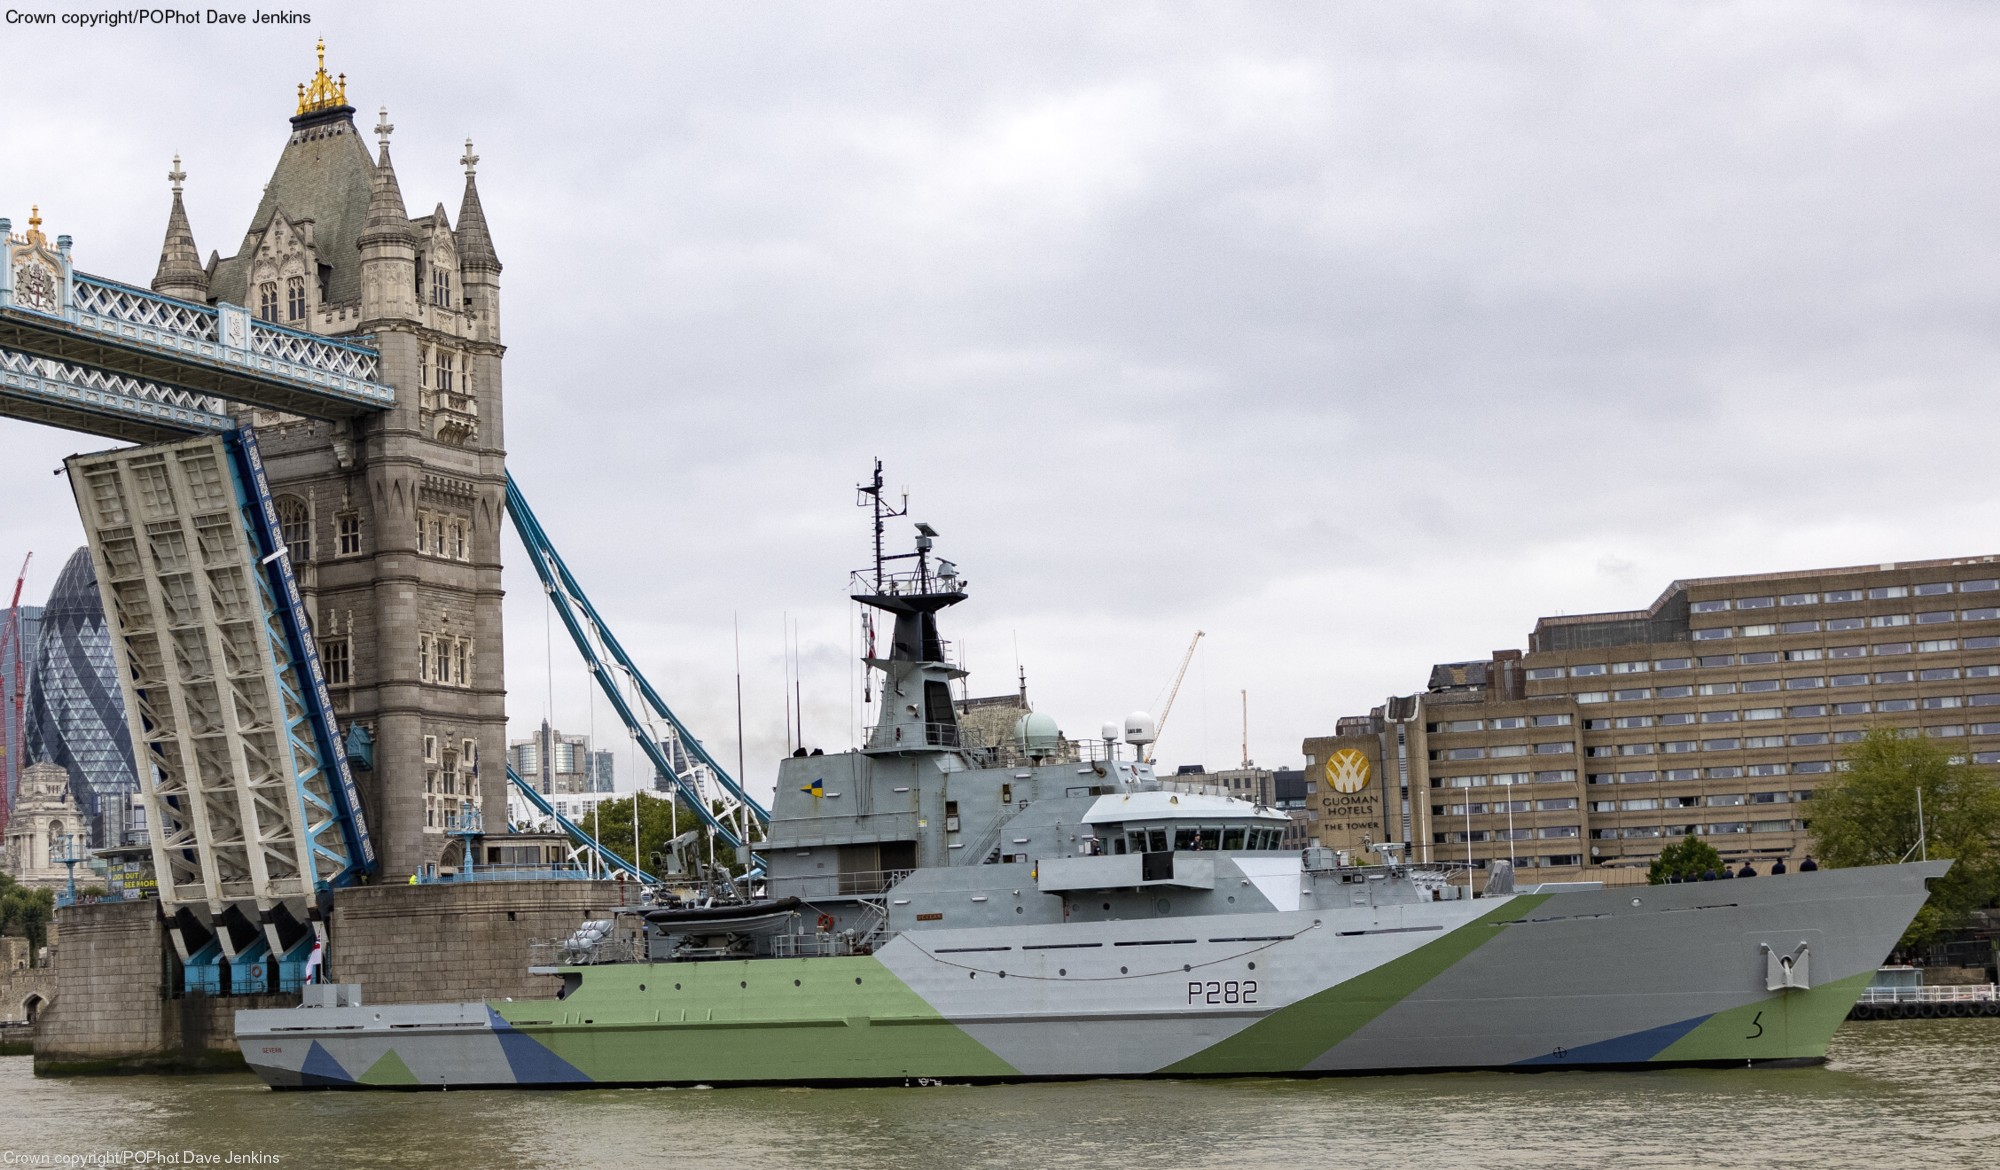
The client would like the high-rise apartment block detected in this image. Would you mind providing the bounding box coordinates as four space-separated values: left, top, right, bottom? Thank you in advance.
1309 555 2000 879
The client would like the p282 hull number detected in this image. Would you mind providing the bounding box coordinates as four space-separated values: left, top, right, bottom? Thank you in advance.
1187 980 1257 1005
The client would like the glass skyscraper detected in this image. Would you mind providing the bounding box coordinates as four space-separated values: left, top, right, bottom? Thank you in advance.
26 547 136 845
1 602 43 815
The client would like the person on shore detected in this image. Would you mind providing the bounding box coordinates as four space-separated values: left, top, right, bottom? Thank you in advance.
1801 856 1819 872
1737 861 1757 877
1770 858 1787 875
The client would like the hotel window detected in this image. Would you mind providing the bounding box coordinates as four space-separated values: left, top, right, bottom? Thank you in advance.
1915 582 1955 597
337 512 362 556
1825 589 1863 602
1662 740 1697 753
1869 585 1909 600
1613 688 1651 701
1700 711 1739 723
1964 607 2000 622
1614 715 1653 729
258 281 278 321
1707 767 1742 780
1531 714 1571 727
1699 682 1736 696
1750 790 1791 804
1879 698 1917 713
1745 735 1783 749
1929 725 1967 737
1747 764 1787 776
1780 593 1819 606
1970 636 2000 650
1780 620 1820 634
1491 716 1526 729
286 275 306 321
1871 615 1911 628
1875 642 1912 656
1835 730 1867 744
1737 596 1775 609
1708 793 1748 806
1923 696 1965 710
1491 744 1529 758
1788 704 1828 718
1741 679 1779 693
1657 685 1694 699
1691 599 1731 613
1432 719 1483 732
1611 661 1648 674
1834 701 1872 715
1618 771 1656 784
1533 770 1574 783
1828 617 1865 631
1571 664 1608 677
1741 651 1780 665
1921 667 1961 681
1575 691 1609 704
1962 579 2000 593
1830 674 1868 687
1829 646 1866 659
1692 628 1732 641
1793 761 1833 773
1786 648 1824 661
1790 732 1829 746
1584 718 1613 730
1526 667 1563 681
1876 670 1914 684
1665 768 1700 781
1617 744 1653 756
1919 639 1958 653
320 638 350 685
1917 610 1955 625
1745 707 1782 721
1969 665 2000 678
1655 658 1693 671
1698 655 1735 667
1973 722 2000 734
1784 676 1824 690
1539 798 1578 812
1533 742 1572 755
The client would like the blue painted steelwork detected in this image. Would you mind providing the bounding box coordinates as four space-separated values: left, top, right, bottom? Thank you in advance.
225 427 376 882
182 937 225 997
231 936 273 995
505 762 655 883
504 474 770 857
276 935 317 994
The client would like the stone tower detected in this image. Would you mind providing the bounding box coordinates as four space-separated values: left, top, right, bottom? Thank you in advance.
149 42 508 877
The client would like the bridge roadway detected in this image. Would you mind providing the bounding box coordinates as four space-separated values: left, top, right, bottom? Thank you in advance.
1 221 394 442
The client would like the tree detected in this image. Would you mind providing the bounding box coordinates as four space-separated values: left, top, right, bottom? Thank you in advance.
1648 833 1724 884
1810 727 2000 947
577 792 760 881
0 872 56 957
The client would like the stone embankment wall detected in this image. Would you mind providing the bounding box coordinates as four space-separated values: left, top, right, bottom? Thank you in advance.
34 879 626 1074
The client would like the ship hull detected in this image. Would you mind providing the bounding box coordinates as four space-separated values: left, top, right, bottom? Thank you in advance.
236 862 1941 1088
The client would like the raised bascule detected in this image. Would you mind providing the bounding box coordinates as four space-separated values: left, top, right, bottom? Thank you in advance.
0 43 764 1016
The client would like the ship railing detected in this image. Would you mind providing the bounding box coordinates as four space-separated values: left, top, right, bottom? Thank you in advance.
528 937 641 967
1857 984 2000 1005
836 868 914 896
865 721 964 749
424 864 596 884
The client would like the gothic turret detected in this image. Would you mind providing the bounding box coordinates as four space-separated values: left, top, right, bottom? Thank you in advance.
357 107 417 323
150 156 209 302
454 141 502 345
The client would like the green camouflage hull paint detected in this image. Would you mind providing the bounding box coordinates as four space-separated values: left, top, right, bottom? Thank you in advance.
492 955 1018 1083
358 1048 420 1086
1162 895 1552 1075
1653 969 1875 1063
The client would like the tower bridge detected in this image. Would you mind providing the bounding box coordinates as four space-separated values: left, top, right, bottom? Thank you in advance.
1 42 764 1021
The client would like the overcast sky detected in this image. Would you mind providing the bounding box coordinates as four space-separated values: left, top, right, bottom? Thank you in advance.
5 2 2000 802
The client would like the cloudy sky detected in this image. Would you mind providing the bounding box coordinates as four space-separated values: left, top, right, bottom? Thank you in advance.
4 2 1999 801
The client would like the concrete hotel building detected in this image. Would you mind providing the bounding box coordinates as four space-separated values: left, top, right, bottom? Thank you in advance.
1311 555 2000 880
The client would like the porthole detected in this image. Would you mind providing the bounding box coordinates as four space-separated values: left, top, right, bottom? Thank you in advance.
1183 964 1191 973
638 984 646 991
855 977 863 985
1102 902 1111 911
1059 968 1067 977
1119 966 1128 974
674 983 682 991
999 971 1007 978
1016 906 1024 914
1247 962 1256 971
1226 896 1235 904
794 979 801 987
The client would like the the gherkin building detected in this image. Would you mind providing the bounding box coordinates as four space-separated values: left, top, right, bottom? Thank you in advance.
26 547 136 844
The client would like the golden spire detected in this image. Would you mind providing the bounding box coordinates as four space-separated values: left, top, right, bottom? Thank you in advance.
25 205 44 246
297 38 348 115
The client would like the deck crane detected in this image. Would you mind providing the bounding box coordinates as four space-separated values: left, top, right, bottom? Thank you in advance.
1144 629 1204 764
0 551 31 834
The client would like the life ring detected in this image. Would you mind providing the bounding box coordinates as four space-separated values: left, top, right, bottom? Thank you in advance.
816 913 836 934
249 964 264 981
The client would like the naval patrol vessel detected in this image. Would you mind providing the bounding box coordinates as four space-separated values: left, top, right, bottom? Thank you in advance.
236 465 1944 1088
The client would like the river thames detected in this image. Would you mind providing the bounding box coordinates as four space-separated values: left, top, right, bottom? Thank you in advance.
1 1020 1994 1169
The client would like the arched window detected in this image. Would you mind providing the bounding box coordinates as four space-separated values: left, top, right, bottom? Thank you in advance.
45 820 64 866
286 276 306 321
258 282 278 322
276 497 310 561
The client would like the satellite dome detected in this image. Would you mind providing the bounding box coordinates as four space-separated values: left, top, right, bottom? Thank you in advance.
1122 711 1158 746
1014 712 1061 758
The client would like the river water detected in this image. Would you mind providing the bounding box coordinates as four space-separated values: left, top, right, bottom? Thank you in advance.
1 1021 1994 1170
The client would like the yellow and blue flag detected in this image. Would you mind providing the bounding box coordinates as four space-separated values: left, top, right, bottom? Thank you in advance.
801 778 824 797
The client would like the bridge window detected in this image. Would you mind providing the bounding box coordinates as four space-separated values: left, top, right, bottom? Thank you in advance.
258 281 278 321
321 638 350 685
276 498 310 561
431 266 452 308
449 518 468 561
418 634 433 683
286 276 306 321
453 638 470 686
337 512 362 556
435 350 454 393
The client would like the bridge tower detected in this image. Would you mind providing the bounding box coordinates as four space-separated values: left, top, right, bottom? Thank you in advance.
147 42 509 877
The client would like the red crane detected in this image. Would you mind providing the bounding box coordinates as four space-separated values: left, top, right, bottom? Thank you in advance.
0 551 32 835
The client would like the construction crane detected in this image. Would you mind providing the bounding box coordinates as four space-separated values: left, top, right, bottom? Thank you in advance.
0 551 31 835
1145 630 1204 764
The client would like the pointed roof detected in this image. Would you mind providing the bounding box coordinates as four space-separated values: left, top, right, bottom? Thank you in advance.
151 156 208 299
208 42 378 307
358 107 416 250
454 140 500 273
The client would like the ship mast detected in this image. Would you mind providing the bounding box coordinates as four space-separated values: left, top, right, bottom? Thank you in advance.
853 460 968 752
